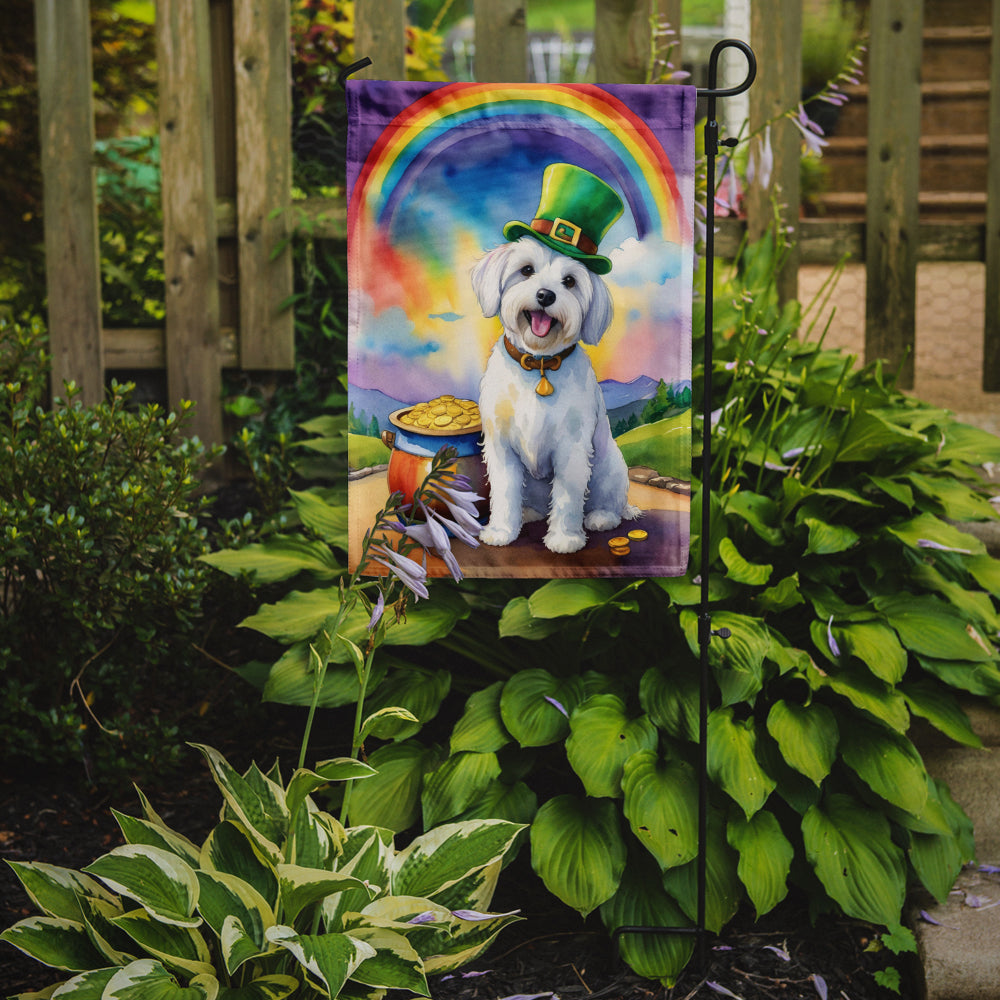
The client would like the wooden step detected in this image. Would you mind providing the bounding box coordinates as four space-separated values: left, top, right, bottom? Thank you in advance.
822 134 989 193
922 25 993 83
921 0 992 28
813 190 987 222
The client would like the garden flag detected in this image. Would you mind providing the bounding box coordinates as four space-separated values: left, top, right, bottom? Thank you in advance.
347 81 695 578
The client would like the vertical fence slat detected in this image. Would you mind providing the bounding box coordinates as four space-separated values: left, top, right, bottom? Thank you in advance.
983 0 1000 390
34 0 103 405
864 0 923 389
157 0 223 444
473 0 527 82
594 0 654 83
355 0 406 80
233 0 294 370
746 0 801 304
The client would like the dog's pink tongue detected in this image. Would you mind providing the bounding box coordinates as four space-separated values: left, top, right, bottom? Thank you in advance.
530 311 553 337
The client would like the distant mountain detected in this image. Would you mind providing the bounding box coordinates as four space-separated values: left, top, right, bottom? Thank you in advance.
599 375 660 411
349 386 409 436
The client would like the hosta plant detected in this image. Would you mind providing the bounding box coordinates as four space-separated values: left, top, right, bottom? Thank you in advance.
1 744 523 999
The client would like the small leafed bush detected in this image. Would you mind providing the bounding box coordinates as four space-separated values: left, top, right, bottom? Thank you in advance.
1 743 524 998
0 317 219 782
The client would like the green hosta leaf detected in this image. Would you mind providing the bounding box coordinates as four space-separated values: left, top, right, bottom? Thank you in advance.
527 579 618 618
0 916 107 971
865 474 914 509
200 535 340 584
347 740 442 832
530 795 626 917
599 853 694 987
835 621 907 684
450 682 511 754
909 827 966 905
906 472 998 522
835 410 927 463
935 421 1000 464
83 846 200 928
910 562 1000 633
265 926 375 997
680 610 770 706
103 959 218 999
216 975 299 1000
346 926 428 994
200 822 278 910
707 708 776 818
191 746 287 863
874 594 995 662
111 908 214 978
288 488 349 545
240 589 343 644
718 537 772 586
966 553 1000 597
499 670 584 747
453 779 538 827
4 862 118 922
839 718 929 817
886 512 985 557
360 706 421 742
277 865 374 925
655 573 737 606
392 820 524 901
916 655 1000 697
498 596 564 639
727 811 793 918
362 667 451 740
261 643 384 709
639 663 699 742
803 517 859 556
421 751 502 828
565 695 658 798
661 810 741 933
802 793 906 926
195 871 273 974
901 680 982 748
724 490 784 545
755 573 805 614
621 751 699 871
810 662 910 732
765 700 838 786
112 812 201 868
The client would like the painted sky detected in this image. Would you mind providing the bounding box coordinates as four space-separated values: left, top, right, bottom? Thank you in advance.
347 82 696 405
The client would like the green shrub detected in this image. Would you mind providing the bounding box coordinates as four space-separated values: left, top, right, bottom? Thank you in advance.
0 317 221 784
211 231 1000 985
1 743 524 997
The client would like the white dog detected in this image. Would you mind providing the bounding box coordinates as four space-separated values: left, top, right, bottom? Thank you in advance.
472 237 641 554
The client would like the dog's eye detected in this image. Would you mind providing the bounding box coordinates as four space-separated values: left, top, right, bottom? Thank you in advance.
562 275 576 289
520 265 535 277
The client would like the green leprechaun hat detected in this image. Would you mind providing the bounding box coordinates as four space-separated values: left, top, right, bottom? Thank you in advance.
503 162 624 275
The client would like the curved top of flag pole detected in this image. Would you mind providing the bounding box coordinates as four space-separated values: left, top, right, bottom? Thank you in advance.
697 38 756 100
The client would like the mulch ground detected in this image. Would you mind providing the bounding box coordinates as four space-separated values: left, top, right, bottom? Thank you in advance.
1 744 914 1000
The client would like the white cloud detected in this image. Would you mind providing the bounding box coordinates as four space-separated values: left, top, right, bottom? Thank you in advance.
608 237 683 287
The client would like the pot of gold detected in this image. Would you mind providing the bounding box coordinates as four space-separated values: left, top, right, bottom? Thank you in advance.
380 395 488 514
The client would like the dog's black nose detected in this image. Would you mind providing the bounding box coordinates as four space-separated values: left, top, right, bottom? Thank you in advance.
536 288 556 308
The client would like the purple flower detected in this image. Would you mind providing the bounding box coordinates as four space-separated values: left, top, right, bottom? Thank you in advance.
707 983 742 999
544 695 569 718
747 125 774 191
367 590 385 631
812 974 828 1000
369 543 430 600
451 908 520 921
790 104 829 157
763 944 790 961
917 538 973 555
407 911 438 925
827 615 841 658
403 511 464 582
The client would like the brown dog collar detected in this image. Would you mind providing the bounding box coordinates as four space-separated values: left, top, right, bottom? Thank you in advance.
503 336 576 396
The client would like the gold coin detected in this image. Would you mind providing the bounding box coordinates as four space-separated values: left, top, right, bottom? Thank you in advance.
415 415 434 427
627 529 648 541
609 544 630 556
433 414 453 427
438 394 454 401
609 537 629 547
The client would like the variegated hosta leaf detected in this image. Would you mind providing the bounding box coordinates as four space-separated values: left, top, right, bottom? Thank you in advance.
565 695 658 799
4 861 118 922
195 871 274 973
838 718 929 817
323 829 393 931
214 974 299 1000
420 751 502 829
46 966 118 997
277 865 376 925
0 916 107 971
499 669 585 747
621 751 699 871
265 926 375 998
190 745 287 863
421 906 523 975
421 859 501 917
77 894 136 966
347 740 443 832
285 760 375 824
110 908 214 978
102 958 218 999
391 820 524 901
112 810 202 868
344 926 429 995
529 795 626 917
288 802 344 870
765 700 838 786
727 810 793 918
83 846 200 928
450 681 511 754
661 810 742 934
707 707 776 818
802 793 906 926
200 822 278 910
599 854 694 987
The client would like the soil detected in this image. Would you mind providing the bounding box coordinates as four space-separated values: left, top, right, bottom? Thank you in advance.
0 746 914 1000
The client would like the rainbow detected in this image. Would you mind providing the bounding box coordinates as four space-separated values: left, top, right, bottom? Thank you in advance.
349 82 692 249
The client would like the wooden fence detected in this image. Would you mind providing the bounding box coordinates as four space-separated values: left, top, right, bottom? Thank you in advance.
34 0 1000 445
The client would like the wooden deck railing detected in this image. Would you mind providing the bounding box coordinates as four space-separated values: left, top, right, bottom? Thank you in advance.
33 0 1000 444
